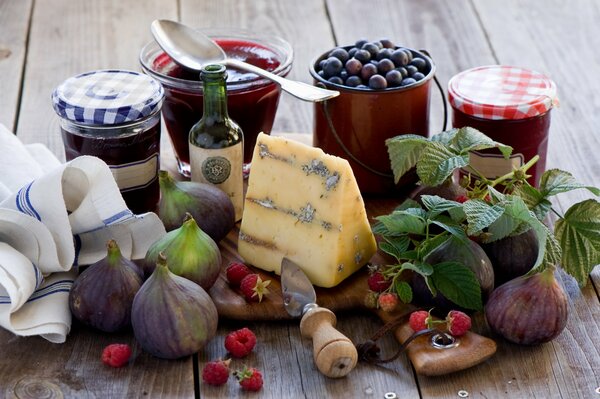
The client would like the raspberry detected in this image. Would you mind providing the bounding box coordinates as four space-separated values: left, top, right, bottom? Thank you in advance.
225 327 257 358
377 293 399 312
455 194 469 203
367 271 391 292
240 274 271 302
446 310 472 336
226 262 252 287
202 359 231 386
235 366 263 391
101 343 132 368
363 291 379 309
408 310 430 332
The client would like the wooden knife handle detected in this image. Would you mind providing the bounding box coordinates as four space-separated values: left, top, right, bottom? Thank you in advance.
299 307 358 378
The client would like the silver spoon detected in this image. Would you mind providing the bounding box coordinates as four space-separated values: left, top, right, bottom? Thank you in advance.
151 20 339 102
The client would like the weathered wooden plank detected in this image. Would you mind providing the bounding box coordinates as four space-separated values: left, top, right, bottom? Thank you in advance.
0 1 197 397
473 0 600 286
327 1 600 398
0 322 194 398
15 0 178 156
179 0 335 136
200 314 418 399
470 2 600 397
0 0 32 132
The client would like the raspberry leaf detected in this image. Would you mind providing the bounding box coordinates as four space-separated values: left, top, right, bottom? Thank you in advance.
540 169 600 198
385 135 429 183
379 236 410 262
451 126 513 158
554 199 600 287
416 142 469 187
400 261 434 276
395 281 413 303
430 261 482 311
420 195 465 220
463 200 505 235
376 211 426 235
513 185 552 221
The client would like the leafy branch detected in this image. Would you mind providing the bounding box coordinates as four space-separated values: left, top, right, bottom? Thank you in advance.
384 127 600 287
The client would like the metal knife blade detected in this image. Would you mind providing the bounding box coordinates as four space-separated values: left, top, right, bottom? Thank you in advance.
281 257 316 318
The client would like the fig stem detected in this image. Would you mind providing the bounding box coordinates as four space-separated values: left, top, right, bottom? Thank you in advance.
106 239 123 265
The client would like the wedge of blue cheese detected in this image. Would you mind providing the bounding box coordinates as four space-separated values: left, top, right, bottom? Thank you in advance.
238 133 377 288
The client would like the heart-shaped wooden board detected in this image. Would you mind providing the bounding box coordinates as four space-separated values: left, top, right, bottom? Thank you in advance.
209 198 497 376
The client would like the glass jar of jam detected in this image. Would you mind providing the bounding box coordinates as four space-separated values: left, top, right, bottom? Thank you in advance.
52 70 164 214
139 28 293 177
448 66 558 186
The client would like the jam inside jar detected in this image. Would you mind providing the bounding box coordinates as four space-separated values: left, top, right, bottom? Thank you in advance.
140 30 293 177
61 112 161 214
448 65 558 187
52 69 164 214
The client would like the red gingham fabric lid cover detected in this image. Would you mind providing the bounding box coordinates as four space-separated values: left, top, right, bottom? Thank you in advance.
448 65 558 120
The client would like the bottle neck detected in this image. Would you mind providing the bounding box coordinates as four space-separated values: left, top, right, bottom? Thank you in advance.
202 75 228 121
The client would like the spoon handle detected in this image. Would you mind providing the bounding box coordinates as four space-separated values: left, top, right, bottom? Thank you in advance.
225 58 339 103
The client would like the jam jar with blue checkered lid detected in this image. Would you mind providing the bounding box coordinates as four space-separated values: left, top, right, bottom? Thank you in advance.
448 65 558 187
52 69 164 213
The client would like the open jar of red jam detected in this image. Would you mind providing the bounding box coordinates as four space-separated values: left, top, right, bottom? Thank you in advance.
448 66 558 186
52 70 164 214
139 28 293 177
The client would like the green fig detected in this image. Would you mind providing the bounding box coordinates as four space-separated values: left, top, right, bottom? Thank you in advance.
141 213 221 290
158 170 235 242
132 252 218 359
69 239 143 332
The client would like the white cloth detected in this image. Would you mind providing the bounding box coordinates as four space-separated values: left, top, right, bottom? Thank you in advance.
0 124 166 343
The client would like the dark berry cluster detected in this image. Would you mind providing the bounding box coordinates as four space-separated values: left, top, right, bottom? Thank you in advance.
315 39 430 90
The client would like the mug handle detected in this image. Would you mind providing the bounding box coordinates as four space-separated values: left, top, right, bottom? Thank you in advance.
420 49 448 133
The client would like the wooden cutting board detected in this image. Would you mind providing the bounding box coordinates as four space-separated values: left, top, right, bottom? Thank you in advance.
209 198 497 376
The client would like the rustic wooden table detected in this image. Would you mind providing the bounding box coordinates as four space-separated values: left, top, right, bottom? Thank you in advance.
1 0 599 398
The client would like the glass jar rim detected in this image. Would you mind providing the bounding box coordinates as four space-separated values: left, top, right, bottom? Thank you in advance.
139 28 293 92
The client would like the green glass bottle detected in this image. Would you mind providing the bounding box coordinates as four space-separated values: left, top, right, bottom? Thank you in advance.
189 64 244 221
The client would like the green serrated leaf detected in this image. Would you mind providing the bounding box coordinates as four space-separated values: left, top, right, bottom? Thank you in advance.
543 231 562 267
379 235 411 261
463 199 505 235
540 169 600 198
430 216 469 245
452 127 513 158
418 234 452 260
554 199 600 287
486 213 522 242
386 135 430 183
416 142 469 186
376 212 426 235
501 195 549 271
420 195 463 218
395 281 413 303
430 261 483 310
430 128 459 145
401 261 434 276
514 185 552 220
395 198 421 211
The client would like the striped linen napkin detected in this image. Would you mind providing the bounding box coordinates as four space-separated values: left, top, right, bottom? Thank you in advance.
0 124 166 343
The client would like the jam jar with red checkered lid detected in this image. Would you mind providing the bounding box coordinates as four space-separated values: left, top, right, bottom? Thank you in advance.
448 65 558 186
52 69 164 213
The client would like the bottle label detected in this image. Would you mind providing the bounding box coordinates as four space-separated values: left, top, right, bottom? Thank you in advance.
463 151 525 179
190 142 244 221
109 153 159 191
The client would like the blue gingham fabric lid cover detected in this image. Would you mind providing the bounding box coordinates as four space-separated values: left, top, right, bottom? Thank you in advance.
52 69 164 125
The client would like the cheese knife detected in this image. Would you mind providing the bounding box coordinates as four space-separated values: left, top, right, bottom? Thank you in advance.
280 257 358 378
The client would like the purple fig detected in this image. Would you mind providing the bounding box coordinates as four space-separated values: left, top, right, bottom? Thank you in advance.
481 229 539 286
485 266 568 345
69 239 143 332
132 252 218 359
